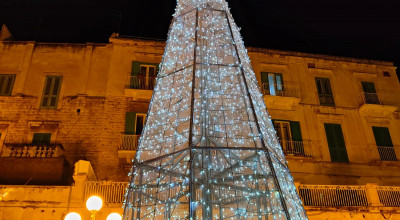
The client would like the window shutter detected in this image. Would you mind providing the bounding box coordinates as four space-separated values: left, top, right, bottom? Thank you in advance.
32 133 51 145
261 72 269 84
131 61 141 76
372 127 393 147
324 123 349 163
290 121 302 142
125 112 136 134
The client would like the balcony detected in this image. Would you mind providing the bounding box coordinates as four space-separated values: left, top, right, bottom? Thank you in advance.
359 92 398 117
83 181 400 210
1 143 64 158
117 134 139 163
262 82 301 110
369 145 400 163
124 75 156 101
0 144 68 185
278 140 315 158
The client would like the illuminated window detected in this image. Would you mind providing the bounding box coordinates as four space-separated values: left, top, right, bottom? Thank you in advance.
261 72 283 96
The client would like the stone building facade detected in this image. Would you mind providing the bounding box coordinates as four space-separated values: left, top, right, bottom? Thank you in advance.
0 29 400 219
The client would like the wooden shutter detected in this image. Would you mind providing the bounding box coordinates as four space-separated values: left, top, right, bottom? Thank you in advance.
32 133 51 145
290 121 302 142
261 72 269 84
41 76 62 109
372 127 393 147
125 112 136 134
324 123 349 163
131 61 141 76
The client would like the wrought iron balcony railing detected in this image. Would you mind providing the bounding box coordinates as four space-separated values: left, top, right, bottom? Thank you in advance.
127 75 156 90
1 143 64 158
278 140 315 158
85 181 128 204
369 145 400 162
119 134 139 151
262 82 300 98
83 181 400 208
298 185 368 207
378 186 400 207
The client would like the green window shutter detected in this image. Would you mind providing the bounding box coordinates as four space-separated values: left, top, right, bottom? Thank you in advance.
290 121 302 142
324 123 349 163
261 72 269 84
0 74 16 96
131 61 141 76
32 133 51 145
372 127 393 147
125 112 136 134
361 81 376 93
41 76 62 109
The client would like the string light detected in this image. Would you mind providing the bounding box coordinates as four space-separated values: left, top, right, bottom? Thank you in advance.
123 0 308 219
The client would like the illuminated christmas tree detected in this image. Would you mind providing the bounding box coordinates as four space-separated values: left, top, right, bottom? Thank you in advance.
123 0 308 219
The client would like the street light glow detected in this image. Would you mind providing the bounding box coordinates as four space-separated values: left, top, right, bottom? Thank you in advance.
86 195 103 211
106 213 122 220
64 212 82 220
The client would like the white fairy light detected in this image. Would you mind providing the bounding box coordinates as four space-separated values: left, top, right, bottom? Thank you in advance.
123 0 308 219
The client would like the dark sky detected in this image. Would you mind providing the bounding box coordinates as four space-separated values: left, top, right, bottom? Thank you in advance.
1 0 400 79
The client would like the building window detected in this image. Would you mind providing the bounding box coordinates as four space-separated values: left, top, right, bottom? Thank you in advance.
361 81 379 104
261 72 283 96
273 120 304 156
130 61 158 90
32 133 51 145
324 123 349 163
0 74 16 96
125 112 146 135
372 126 396 161
315 77 335 106
41 76 62 109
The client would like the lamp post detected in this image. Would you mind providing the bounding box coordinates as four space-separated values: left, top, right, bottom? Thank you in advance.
85 196 103 220
65 195 121 220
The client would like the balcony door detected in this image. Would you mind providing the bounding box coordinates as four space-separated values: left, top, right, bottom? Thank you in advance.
324 123 348 163
273 120 304 155
140 65 156 90
315 77 335 106
261 72 283 96
372 126 396 161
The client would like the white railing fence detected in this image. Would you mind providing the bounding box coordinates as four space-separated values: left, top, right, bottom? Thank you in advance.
84 181 128 204
120 134 140 151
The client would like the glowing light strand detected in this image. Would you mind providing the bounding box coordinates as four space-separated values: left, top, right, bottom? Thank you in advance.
123 0 308 219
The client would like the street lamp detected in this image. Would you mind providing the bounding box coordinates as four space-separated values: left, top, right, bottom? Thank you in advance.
64 212 82 220
106 213 122 220
86 195 103 220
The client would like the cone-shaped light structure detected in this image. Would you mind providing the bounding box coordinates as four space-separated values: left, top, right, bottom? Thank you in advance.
123 0 308 219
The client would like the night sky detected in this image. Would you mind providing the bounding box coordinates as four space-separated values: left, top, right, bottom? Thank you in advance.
1 0 400 79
